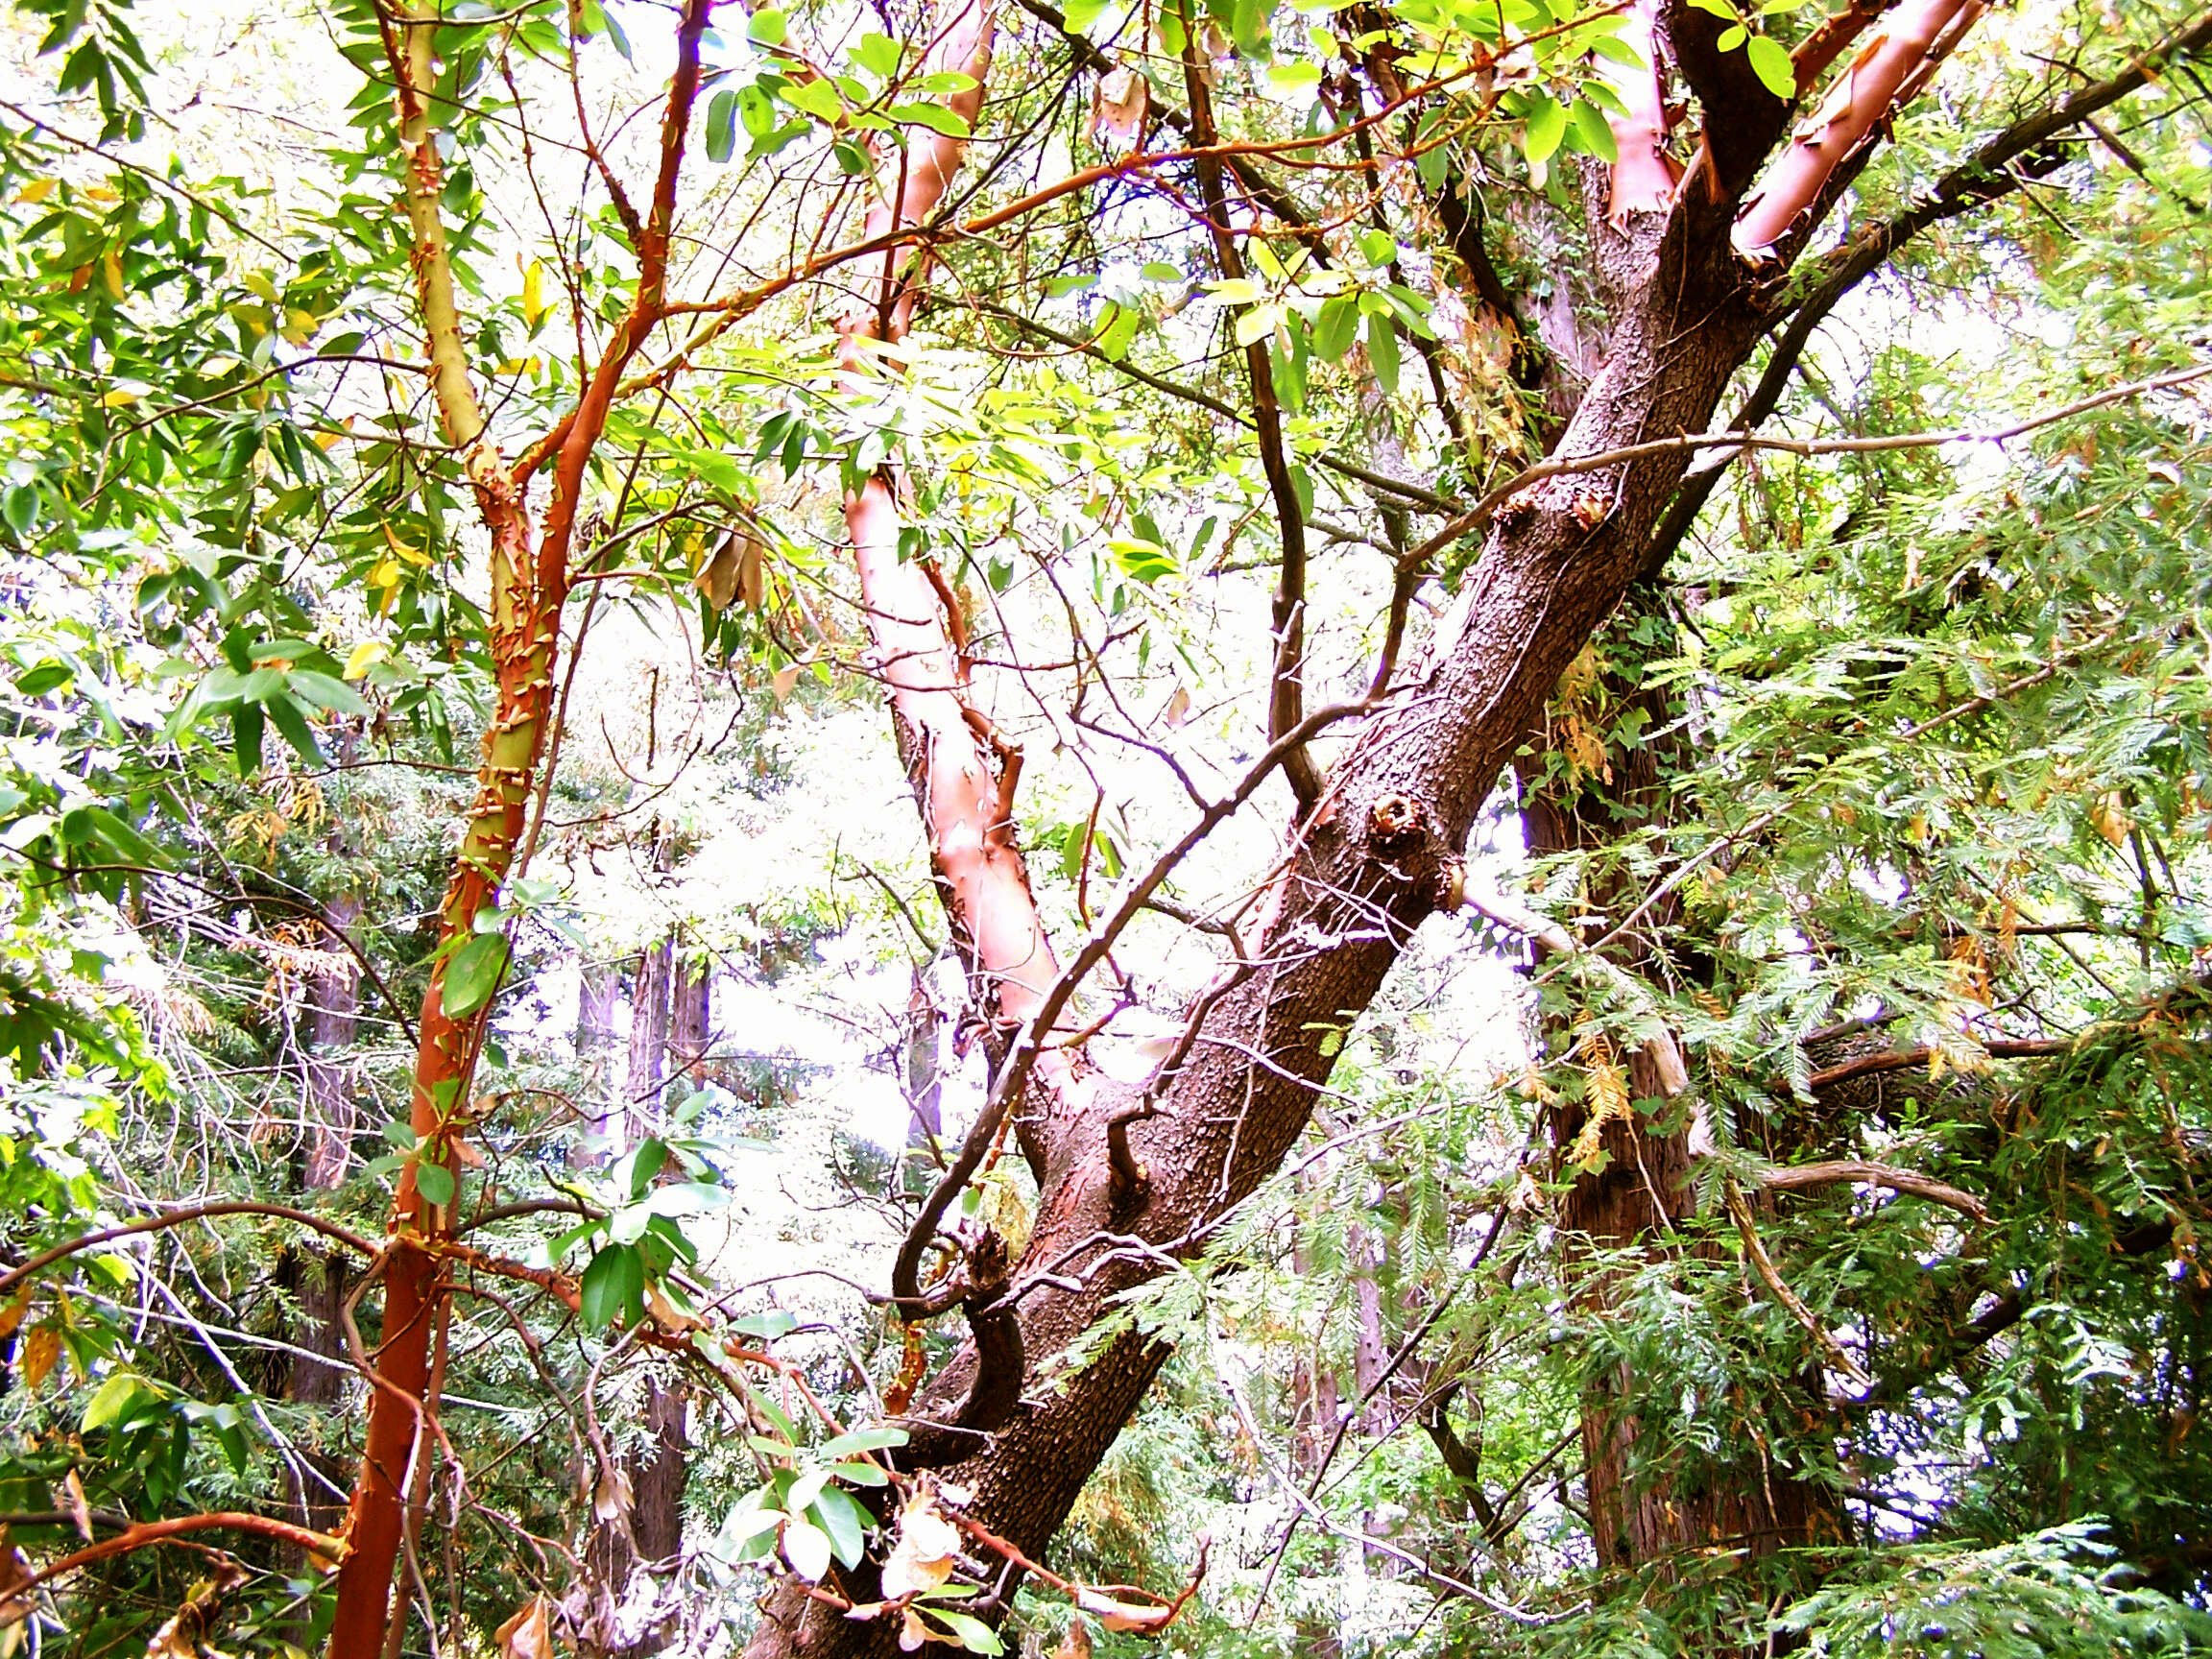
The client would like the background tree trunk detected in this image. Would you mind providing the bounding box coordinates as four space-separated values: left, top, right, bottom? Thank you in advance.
576 960 621 1162
1522 604 1838 1575
578 911 698 1659
284 890 359 1567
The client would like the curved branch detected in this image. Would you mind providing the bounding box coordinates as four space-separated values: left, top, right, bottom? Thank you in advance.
12 1511 346 1602
1754 1159 1987 1219
1807 1037 2069 1090
0 1203 378 1304
1413 361 2210 567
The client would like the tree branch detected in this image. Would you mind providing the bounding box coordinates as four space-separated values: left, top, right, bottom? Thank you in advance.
12 1511 346 1603
1754 1159 1987 1220
0 1203 378 1305
1178 19 1322 818
1734 0 1985 252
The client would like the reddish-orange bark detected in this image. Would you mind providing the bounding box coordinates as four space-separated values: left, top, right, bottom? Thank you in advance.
1734 0 1982 250
835 1 1095 1117
325 8 714 1656
1603 0 1681 224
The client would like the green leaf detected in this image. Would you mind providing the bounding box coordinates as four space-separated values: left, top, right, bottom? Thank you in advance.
265 695 325 766
230 701 265 778
1570 97 1618 163
810 1484 870 1566
887 102 971 137
83 1372 151 1431
413 1158 455 1207
1311 294 1359 361
1367 314 1400 396
707 88 738 162
1233 302 1281 349
749 8 787 44
1745 33 1796 98
286 670 370 715
14 661 72 696
854 31 901 78
781 1516 832 1580
579 1242 644 1331
1524 92 1567 163
442 932 509 1020
783 80 845 122
921 1608 1004 1654
819 1426 911 1456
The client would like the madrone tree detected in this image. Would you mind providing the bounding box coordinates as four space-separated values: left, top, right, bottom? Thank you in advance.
0 0 2206 1654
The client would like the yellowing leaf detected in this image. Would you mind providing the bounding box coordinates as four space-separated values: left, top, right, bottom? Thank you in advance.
99 246 125 301
100 387 139 407
0 1293 29 1340
1075 1590 1172 1633
697 530 767 613
2092 789 2131 848
343 641 388 680
521 258 550 330
494 1596 553 1659
13 179 57 204
381 525 433 566
880 1490 961 1599
20 1326 60 1391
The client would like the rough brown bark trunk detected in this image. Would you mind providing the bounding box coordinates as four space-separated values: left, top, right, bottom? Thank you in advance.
754 203 1774 1659
1522 607 1834 1575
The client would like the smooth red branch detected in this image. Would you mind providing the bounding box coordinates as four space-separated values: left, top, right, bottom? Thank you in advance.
1603 0 1680 223
13 1512 346 1602
1734 0 1983 252
831 0 1094 1136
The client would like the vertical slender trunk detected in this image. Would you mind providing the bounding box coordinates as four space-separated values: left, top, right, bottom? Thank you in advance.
284 889 359 1583
325 6 712 1648
626 943 671 1145
579 920 694 1659
576 960 621 1162
905 966 946 1149
669 951 709 1089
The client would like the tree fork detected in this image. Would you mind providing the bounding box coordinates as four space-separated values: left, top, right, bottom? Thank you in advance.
326 6 714 1653
748 6 2010 1649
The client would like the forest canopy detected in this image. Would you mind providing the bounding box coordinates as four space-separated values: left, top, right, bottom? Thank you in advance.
0 0 2207 1655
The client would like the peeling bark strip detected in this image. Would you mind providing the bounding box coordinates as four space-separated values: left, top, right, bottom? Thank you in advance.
325 7 715 1656
830 2 1100 1136
750 0 2018 1647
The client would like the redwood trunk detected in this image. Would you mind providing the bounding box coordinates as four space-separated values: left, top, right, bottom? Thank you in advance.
579 931 694 1658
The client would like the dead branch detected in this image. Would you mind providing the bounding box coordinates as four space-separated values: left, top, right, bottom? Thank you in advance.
1755 1160 1987 1220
